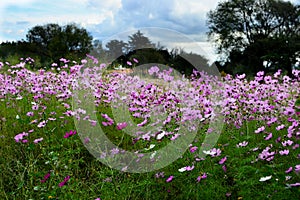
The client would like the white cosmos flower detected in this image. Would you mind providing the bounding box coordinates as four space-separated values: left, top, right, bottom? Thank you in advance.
259 175 272 182
144 144 155 151
150 151 157 159
156 131 166 140
178 167 187 172
203 150 214 156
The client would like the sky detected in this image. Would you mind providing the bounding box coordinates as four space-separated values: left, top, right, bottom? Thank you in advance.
0 0 299 64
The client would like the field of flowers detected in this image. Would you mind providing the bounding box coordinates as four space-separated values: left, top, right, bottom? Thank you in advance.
0 57 300 199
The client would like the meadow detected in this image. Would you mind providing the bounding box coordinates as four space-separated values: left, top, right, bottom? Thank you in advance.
0 57 300 200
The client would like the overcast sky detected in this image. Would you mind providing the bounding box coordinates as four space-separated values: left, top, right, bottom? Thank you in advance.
0 0 299 63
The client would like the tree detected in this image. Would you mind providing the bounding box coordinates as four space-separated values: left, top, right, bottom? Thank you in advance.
26 23 93 64
128 30 155 51
207 0 300 76
105 39 128 59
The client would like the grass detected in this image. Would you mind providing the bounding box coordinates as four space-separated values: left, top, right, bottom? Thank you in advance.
0 95 299 199
0 62 299 199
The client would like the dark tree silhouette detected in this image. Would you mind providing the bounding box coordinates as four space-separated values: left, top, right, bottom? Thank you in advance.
207 0 300 76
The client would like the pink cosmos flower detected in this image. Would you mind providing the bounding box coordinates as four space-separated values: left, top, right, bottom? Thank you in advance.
196 173 207 183
219 156 227 165
222 165 227 172
276 124 285 131
40 172 51 183
14 132 28 142
264 133 272 140
58 176 70 187
166 176 174 183
34 137 43 144
189 146 198 153
295 165 300 173
279 149 289 155
255 126 265 134
64 130 77 138
117 122 127 130
236 141 248 148
170 134 180 141
289 183 300 187
282 140 293 147
285 167 293 173
37 120 47 128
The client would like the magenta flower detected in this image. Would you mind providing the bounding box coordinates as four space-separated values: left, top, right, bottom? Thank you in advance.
196 173 207 183
264 133 272 141
295 165 300 173
219 156 227 165
40 172 51 183
276 124 285 131
236 141 248 148
127 61 132 66
285 167 293 173
117 122 127 130
22 139 28 143
14 132 28 142
279 149 289 155
255 126 265 134
166 175 174 183
58 176 70 187
170 133 180 141
289 183 300 187
133 58 139 63
222 165 227 172
189 146 198 153
64 130 77 138
155 172 165 178
37 120 47 128
34 137 43 144
282 140 293 147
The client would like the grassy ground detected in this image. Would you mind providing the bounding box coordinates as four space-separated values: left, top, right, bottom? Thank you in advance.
0 95 299 200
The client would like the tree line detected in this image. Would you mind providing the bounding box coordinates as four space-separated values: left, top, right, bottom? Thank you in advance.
0 0 299 77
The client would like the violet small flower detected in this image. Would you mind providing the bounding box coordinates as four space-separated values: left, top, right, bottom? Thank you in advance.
237 141 248 148
219 156 227 165
40 172 51 183
295 165 300 173
285 167 293 174
37 120 47 128
34 137 43 144
14 132 28 142
276 124 285 131
279 149 289 155
289 183 300 187
264 133 273 141
26 112 34 117
189 146 198 153
166 175 174 183
255 126 265 134
58 176 70 187
64 130 76 138
196 172 208 182
222 165 227 172
117 122 128 130
282 140 294 147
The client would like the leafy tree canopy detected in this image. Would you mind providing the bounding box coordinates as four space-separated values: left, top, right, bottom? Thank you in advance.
207 0 300 76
